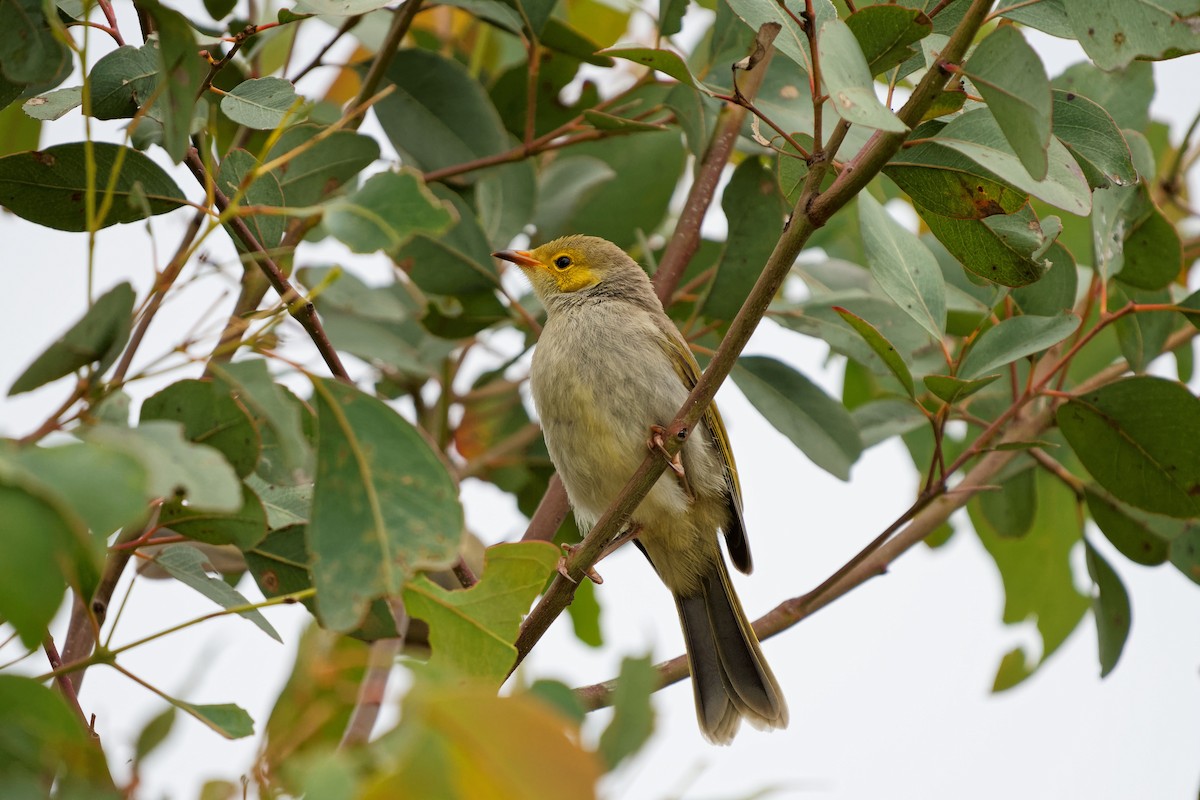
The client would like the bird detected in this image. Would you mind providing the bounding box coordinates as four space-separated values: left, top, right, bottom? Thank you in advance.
493 234 788 744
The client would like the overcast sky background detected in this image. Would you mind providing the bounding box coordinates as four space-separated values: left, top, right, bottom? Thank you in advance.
2 6 1199 799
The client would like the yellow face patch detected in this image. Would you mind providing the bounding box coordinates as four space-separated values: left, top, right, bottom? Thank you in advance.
533 246 599 294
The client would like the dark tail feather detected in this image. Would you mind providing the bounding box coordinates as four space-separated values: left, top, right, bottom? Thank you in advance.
675 557 788 744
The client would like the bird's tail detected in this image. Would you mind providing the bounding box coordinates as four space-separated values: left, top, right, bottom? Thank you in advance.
674 555 789 744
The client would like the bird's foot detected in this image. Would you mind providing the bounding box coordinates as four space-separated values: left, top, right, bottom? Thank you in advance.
648 424 692 497
557 543 604 585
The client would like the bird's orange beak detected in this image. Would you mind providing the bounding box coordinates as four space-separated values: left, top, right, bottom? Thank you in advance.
492 249 542 270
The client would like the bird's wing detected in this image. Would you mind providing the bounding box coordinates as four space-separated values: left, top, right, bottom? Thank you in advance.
655 321 752 574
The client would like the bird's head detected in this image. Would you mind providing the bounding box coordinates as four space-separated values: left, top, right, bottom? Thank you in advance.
493 235 646 304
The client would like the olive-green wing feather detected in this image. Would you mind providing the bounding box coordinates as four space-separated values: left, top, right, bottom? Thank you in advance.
655 322 752 574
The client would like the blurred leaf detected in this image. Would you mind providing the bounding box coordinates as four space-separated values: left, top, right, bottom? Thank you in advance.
1051 60 1153 130
0 143 186 231
159 483 267 550
1058 377 1200 518
1083 539 1131 677
11 441 148 536
1084 486 1170 566
216 148 286 252
818 19 908 134
366 682 602 800
732 356 862 480
973 470 1090 692
923 373 1001 405
724 0 836 74
1169 522 1200 585
962 25 1051 180
294 0 391 12
221 76 302 129
376 48 507 177
477 159 536 248
833 306 915 397
531 155 615 239
1062 0 1200 70
404 541 559 684
0 675 116 794
0 99 39 154
211 359 313 484
1011 241 1077 317
567 575 603 647
141 0 204 162
151 544 281 640
959 311 1079 379
977 465 1036 539
528 679 586 726
244 477 310 529
858 192 946 340
9 281 134 394
1116 205 1182 291
1111 287 1173 373
0 0 71 86
844 4 930 76
999 0 1073 37
1051 90 1135 190
134 706 177 764
598 655 657 770
395 186 499 295
702 156 786 320
308 378 463 632
86 421 243 511
141 378 262 478
324 169 455 254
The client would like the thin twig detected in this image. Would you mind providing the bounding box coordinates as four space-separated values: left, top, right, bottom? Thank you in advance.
340 602 408 748
43 637 89 727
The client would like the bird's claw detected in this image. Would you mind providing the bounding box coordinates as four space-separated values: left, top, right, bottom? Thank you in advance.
648 424 687 479
558 543 603 585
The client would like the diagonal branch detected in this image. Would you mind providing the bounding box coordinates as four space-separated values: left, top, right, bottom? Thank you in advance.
510 0 996 672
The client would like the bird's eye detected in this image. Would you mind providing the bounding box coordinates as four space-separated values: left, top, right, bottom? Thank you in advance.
554 255 572 270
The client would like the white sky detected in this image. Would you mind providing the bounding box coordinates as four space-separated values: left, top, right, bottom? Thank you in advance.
1 10 1199 800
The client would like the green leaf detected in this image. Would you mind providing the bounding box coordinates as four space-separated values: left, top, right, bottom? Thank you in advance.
531 154 615 238
999 0 1073 37
324 169 456 254
1169 522 1200 585
566 576 602 647
599 47 702 89
0 99 40 155
1011 241 1077 317
581 109 667 132
1111 286 1173 373
476 160 536 249
215 148 286 252
309 378 464 632
724 0 836 74
141 0 205 163
1117 205 1182 291
0 142 187 231
293 0 391 12
844 4 931 76
141 378 262 479
959 311 1079 379
264 125 380 207
1084 486 1170 566
220 76 302 129
972 469 1090 692
395 186 498 295
376 48 507 177
1062 0 1200 70
88 43 159 120
211 359 312 483
0 479 80 646
172 699 255 740
922 373 1001 404
817 18 907 133
851 398 927 448
962 25 1051 180
833 306 915 397
244 476 310 530
9 281 134 394
660 0 687 36
858 192 946 340
159 482 267 550
918 204 1050 288
1057 377 1200 518
732 356 862 480
21 85 81 120
0 0 71 86
1083 539 1131 678
701 156 786 321
151 543 281 640
977 466 1036 539
1051 90 1136 190
134 706 177 764
11 441 149 536
86 421 243 512
0 675 115 791
403 542 559 684
1051 60 1154 131
597 655 657 769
